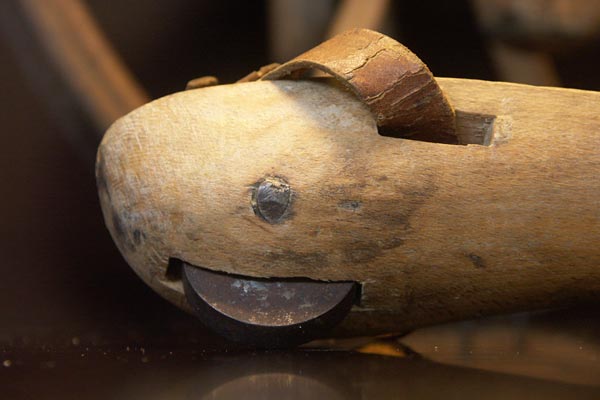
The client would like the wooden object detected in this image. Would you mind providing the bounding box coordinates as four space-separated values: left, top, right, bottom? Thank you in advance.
96 75 600 336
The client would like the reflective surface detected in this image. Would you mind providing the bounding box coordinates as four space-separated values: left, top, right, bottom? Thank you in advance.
2 308 599 399
1 345 598 400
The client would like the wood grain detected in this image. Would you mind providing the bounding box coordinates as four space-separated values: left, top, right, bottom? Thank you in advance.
97 78 600 336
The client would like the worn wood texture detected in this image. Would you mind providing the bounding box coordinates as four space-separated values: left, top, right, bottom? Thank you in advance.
97 78 600 336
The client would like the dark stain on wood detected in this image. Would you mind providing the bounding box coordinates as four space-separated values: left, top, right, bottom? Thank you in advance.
338 199 362 211
111 212 125 240
343 237 405 264
345 244 383 264
109 207 142 253
320 177 438 266
379 237 405 250
266 249 329 267
95 151 111 202
111 211 136 253
98 149 140 253
133 229 146 246
469 253 486 268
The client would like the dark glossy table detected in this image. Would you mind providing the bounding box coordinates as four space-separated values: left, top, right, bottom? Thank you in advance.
2 307 599 399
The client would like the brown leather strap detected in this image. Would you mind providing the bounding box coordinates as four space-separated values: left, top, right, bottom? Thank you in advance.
262 29 456 143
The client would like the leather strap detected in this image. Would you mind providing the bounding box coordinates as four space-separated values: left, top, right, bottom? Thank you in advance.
261 29 456 143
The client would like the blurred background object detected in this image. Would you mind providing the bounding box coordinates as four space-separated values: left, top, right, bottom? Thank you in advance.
17 0 149 133
0 0 599 396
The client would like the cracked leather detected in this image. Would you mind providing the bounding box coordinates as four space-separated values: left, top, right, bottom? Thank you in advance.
261 29 457 144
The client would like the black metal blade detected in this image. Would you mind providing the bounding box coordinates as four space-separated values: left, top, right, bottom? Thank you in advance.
182 263 357 348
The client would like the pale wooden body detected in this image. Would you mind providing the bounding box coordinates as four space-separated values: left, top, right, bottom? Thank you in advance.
97 78 600 336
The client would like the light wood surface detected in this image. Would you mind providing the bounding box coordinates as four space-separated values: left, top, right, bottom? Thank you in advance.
97 77 600 336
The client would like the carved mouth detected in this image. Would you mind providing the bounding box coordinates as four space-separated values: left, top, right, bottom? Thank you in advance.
178 260 358 348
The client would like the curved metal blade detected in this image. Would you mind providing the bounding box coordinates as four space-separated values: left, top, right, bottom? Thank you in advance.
182 263 357 347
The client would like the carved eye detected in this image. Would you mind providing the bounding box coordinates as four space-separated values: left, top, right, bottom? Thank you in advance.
251 177 292 224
